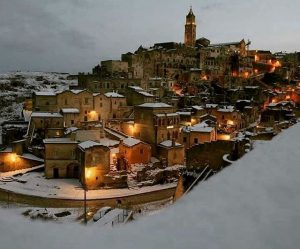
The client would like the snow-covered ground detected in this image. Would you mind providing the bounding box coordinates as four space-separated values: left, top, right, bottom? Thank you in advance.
0 123 299 248
0 171 176 200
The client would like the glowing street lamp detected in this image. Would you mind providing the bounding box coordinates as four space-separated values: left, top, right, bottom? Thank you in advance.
83 167 92 225
10 153 17 163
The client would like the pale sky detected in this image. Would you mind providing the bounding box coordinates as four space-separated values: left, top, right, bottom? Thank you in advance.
0 0 299 73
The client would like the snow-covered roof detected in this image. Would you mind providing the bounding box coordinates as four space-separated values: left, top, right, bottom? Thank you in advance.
137 91 154 97
176 111 191 116
205 104 218 108
159 140 182 148
31 112 63 118
244 86 259 89
61 108 80 114
190 68 201 71
34 91 56 96
138 102 172 108
78 140 101 150
57 89 87 95
155 113 179 118
236 99 251 103
199 113 216 119
98 138 119 147
192 105 204 111
190 124 214 133
128 86 144 91
217 106 235 113
65 127 79 135
104 92 125 98
184 121 214 133
122 137 143 147
43 138 78 144
70 89 85 94
166 113 178 117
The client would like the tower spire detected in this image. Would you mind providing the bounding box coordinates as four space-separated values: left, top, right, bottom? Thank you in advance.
184 7 196 47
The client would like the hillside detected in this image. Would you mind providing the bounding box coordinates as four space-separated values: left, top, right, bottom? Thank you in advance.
0 72 77 123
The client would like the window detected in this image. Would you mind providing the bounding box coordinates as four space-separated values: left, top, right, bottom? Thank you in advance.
194 138 198 144
173 152 177 159
100 103 102 107
84 98 89 105
65 99 68 105
140 149 143 154
71 120 74 125
71 149 76 159
183 137 187 143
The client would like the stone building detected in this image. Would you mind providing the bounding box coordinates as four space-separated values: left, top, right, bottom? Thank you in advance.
78 141 111 190
27 112 64 139
56 89 95 123
61 108 81 127
101 60 128 77
157 140 185 166
133 102 180 155
118 137 151 167
122 44 199 80
211 106 244 131
44 138 79 178
32 92 57 112
181 121 217 149
125 86 155 106
77 74 143 93
93 92 128 122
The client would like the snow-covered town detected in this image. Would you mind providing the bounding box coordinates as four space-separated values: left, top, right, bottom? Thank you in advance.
1 1 300 248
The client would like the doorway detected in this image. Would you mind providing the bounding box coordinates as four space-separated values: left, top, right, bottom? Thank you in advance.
53 168 59 178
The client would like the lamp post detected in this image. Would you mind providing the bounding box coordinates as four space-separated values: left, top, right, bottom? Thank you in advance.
83 167 89 225
84 184 87 225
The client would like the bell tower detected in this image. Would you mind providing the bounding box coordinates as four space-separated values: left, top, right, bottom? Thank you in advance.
184 7 196 47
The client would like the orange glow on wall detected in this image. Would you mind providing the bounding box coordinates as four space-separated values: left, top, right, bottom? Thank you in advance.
232 71 238 77
85 168 92 179
227 120 234 126
274 60 281 67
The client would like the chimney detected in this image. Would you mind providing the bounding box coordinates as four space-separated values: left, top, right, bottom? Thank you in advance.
172 138 176 147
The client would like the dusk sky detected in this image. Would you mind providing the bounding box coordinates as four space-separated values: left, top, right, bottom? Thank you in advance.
0 0 299 73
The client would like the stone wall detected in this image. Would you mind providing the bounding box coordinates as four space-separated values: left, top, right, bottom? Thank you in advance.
0 152 43 172
186 140 246 170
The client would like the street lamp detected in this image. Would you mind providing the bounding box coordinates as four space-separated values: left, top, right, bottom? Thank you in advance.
84 168 91 225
